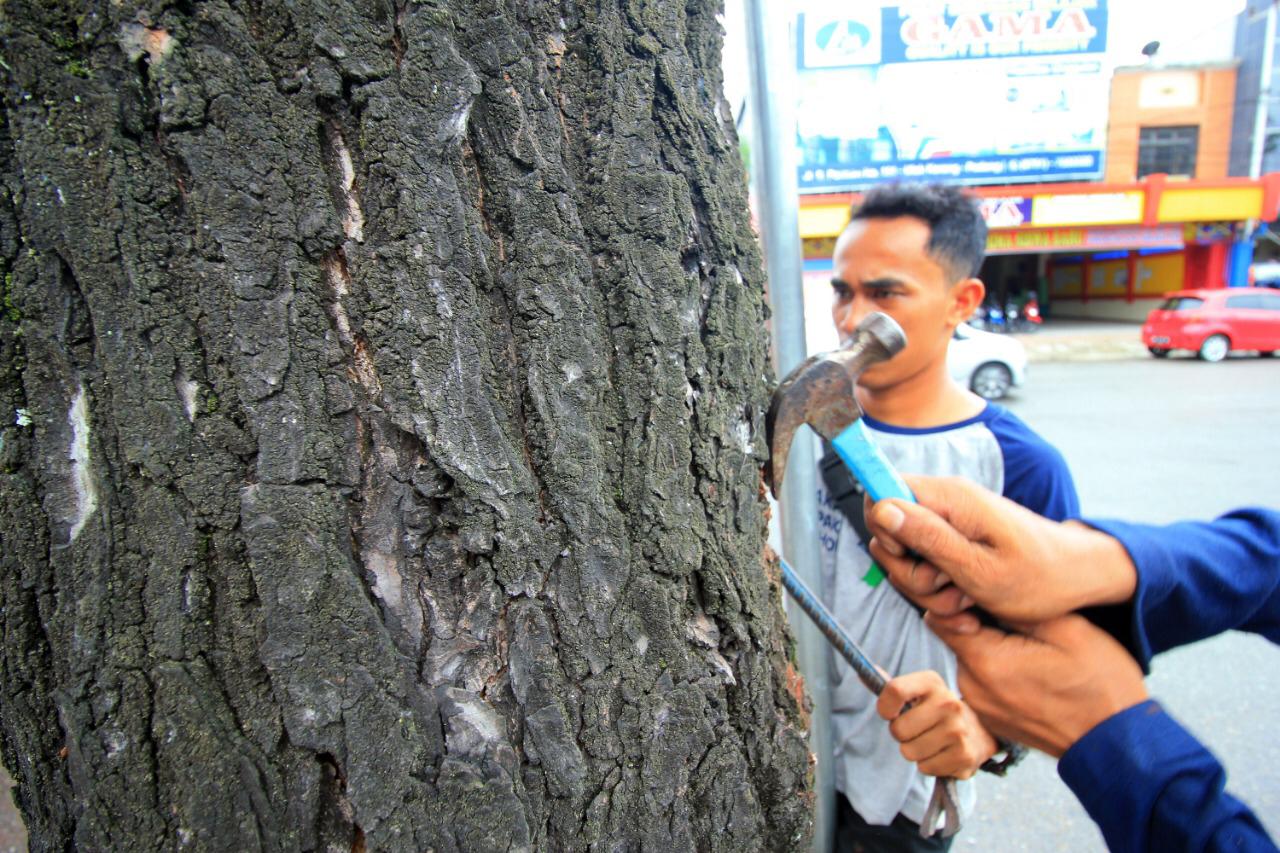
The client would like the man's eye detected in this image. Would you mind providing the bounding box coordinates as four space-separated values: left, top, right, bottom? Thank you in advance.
832 284 851 300
871 287 897 299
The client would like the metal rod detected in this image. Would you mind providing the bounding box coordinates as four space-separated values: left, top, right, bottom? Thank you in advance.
777 556 962 839
778 558 885 694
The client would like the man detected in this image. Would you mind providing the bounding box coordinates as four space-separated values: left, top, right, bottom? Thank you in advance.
815 184 1079 850
863 475 1280 852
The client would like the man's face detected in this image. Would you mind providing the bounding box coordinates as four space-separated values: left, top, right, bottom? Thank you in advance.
831 216 976 391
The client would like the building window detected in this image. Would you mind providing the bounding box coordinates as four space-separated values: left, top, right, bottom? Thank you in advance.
1137 126 1199 178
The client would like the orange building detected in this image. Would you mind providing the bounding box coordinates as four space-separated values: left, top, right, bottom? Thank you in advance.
1104 64 1238 183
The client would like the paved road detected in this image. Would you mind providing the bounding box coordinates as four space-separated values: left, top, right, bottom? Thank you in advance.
961 354 1280 851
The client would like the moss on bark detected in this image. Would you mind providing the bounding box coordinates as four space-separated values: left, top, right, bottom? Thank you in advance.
0 1 811 849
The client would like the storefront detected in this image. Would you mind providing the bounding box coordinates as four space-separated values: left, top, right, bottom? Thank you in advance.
799 173 1280 321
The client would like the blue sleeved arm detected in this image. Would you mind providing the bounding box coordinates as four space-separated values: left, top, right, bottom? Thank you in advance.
1086 509 1280 667
986 408 1080 522
1057 512 1280 851
1059 701 1277 853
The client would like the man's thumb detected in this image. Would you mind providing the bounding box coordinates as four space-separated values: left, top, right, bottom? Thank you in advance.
925 611 981 641
925 612 1003 671
868 494 971 576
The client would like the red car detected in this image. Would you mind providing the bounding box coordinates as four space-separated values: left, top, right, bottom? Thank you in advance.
1141 287 1280 362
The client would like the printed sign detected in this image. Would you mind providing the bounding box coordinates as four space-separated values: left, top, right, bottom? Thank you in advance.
802 15 883 67
1031 191 1144 226
882 4 1107 63
979 197 1033 228
986 225 1184 254
798 3 1107 68
1187 222 1239 244
795 1 1109 191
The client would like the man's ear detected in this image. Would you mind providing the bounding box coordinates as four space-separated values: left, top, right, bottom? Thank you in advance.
949 277 986 325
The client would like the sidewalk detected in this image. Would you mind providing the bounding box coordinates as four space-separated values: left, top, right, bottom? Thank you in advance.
1011 319 1148 362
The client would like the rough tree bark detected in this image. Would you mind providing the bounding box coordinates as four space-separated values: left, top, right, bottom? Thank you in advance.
0 0 812 849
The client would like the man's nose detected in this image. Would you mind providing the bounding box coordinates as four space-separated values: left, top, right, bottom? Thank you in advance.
836 295 873 338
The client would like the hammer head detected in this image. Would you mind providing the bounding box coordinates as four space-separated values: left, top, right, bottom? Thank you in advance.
765 312 907 498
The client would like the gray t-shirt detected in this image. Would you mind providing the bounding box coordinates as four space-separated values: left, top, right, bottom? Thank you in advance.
815 404 1078 829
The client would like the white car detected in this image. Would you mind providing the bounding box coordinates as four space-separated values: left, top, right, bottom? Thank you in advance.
948 323 1027 400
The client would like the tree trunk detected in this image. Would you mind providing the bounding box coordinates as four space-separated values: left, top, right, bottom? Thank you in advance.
0 0 811 849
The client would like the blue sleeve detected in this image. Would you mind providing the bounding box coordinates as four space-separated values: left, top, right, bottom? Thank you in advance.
1059 701 1277 853
986 407 1080 522
1086 509 1280 667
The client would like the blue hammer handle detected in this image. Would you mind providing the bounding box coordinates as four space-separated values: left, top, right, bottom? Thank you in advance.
830 419 916 505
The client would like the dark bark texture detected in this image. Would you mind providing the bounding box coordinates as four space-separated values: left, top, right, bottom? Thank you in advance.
0 0 811 850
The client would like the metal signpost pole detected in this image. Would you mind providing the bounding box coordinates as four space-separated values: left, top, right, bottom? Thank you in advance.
743 1 834 850
1250 1 1277 180
1243 1 1278 285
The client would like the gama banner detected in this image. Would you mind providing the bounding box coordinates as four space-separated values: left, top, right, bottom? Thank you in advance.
795 1 1110 192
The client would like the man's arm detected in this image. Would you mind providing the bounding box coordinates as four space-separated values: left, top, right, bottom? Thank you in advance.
1059 701 1276 853
862 479 1280 850
865 478 1280 664
930 614 1278 853
1088 509 1280 665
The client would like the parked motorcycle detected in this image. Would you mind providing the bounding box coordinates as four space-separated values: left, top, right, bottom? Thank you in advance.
1008 297 1042 333
972 298 1041 333
983 302 1006 333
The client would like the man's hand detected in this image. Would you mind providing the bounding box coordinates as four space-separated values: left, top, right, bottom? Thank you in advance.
876 671 998 779
865 475 1137 622
927 613 1149 757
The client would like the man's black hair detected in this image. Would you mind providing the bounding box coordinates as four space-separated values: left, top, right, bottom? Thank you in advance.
850 184 987 281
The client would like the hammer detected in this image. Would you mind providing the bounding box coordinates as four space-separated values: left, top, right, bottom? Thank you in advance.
765 311 913 505
765 312 955 837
